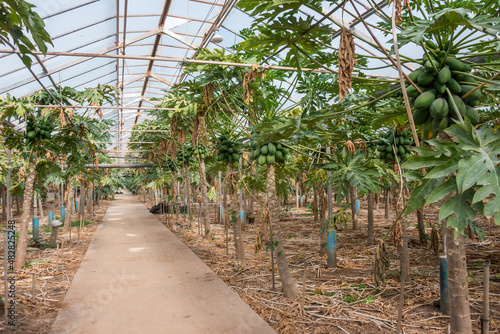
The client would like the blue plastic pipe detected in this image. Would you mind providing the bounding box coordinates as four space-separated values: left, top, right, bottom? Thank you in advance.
327 230 337 268
61 206 65 222
355 200 360 215
32 218 39 240
75 200 79 212
440 255 450 315
239 210 245 224
48 211 54 225
299 196 303 205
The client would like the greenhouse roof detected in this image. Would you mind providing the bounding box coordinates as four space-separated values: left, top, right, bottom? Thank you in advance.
0 0 419 153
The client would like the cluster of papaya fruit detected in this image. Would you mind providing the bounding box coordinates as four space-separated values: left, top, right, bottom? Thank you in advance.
377 129 413 162
179 146 198 165
249 141 289 165
25 117 55 146
408 40 481 139
216 135 241 166
193 145 208 160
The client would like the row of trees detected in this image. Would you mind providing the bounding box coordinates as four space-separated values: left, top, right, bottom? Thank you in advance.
120 2 499 333
0 0 498 332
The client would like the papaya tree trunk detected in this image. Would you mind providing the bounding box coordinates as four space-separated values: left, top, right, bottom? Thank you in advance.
227 166 244 262
15 156 37 269
184 163 194 228
2 185 6 221
267 163 297 298
78 185 85 225
445 226 472 333
318 186 327 254
312 186 318 224
349 184 358 230
63 177 75 233
199 158 211 240
417 208 426 245
86 188 93 220
385 189 390 219
367 192 374 244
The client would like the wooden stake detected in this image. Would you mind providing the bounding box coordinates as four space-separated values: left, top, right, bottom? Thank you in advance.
482 261 490 334
396 235 409 333
56 243 60 267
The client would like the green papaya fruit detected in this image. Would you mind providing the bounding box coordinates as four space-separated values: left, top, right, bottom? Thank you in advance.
425 40 439 51
463 76 477 84
429 98 449 119
261 145 269 155
434 81 447 94
438 67 451 84
461 85 481 104
258 155 267 165
454 73 466 81
267 154 275 164
268 143 276 154
417 72 435 86
406 85 420 98
445 58 464 71
398 146 405 156
275 151 283 162
448 94 466 118
414 91 436 110
408 69 424 82
425 60 439 72
465 106 480 125
413 109 430 126
447 78 462 94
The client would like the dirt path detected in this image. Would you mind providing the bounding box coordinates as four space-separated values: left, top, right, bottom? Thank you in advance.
50 190 276 334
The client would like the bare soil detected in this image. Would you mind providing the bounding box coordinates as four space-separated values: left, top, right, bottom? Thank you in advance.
0 199 112 334
155 197 500 334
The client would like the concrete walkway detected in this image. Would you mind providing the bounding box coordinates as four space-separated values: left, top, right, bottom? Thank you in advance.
51 191 276 334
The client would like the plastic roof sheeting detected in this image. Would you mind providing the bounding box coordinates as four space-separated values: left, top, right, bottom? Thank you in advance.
0 0 408 152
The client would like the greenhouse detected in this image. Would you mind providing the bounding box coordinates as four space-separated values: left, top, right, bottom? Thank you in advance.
0 0 499 333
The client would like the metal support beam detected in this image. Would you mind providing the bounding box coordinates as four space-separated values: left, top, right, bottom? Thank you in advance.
135 0 174 125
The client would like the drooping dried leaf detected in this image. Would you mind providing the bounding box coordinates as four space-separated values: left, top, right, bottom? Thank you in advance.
393 219 403 254
374 239 390 286
354 138 366 151
198 114 208 147
202 82 215 106
390 0 403 25
338 28 355 101
59 109 67 127
243 66 266 105
345 140 356 154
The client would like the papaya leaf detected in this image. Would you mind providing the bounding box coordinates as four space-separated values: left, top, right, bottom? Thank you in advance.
441 189 477 237
427 176 457 205
406 178 435 214
425 159 459 179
